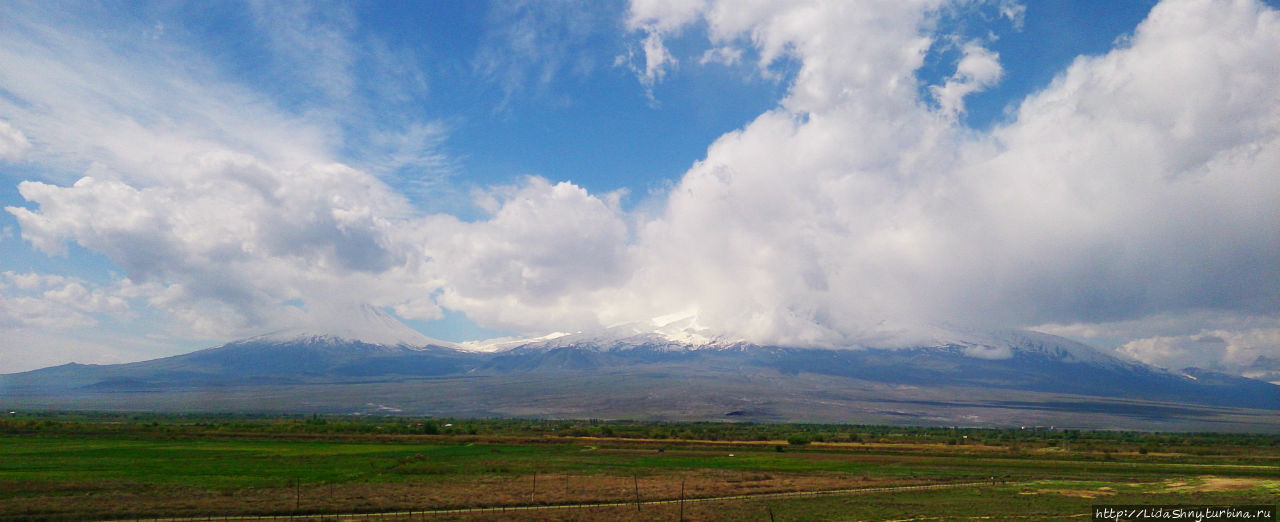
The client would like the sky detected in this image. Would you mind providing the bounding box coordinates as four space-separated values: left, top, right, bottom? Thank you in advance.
1 0 1278 376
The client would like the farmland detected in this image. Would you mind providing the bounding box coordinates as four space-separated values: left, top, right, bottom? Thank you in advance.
2 413 1278 520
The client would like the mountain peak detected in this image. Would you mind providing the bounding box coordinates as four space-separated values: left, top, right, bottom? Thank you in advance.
251 304 453 348
463 319 1140 375
461 313 745 353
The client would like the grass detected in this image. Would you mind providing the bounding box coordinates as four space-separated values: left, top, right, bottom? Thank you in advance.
2 415 1278 520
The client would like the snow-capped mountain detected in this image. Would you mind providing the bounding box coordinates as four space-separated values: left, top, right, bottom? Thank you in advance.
3 312 1276 427
931 328 1149 368
252 304 454 349
467 322 1277 410
474 319 1137 369
462 313 745 353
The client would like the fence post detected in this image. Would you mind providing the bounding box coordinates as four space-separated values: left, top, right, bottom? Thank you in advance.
679 478 685 521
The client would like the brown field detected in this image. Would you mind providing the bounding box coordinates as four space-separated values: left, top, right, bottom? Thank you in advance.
9 468 946 519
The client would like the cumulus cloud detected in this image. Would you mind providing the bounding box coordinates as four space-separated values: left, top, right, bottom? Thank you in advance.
418 0 1272 364
2 0 1277 378
0 5 441 339
0 275 198 370
930 41 1002 117
425 177 631 331
949 0 1280 327
5 155 439 336
1119 327 1280 372
0 271 129 329
589 0 964 346
576 0 1278 353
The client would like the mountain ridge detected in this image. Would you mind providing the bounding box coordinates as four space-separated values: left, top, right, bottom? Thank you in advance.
3 319 1277 430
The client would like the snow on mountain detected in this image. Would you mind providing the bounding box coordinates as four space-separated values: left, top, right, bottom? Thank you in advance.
456 332 573 353
250 304 454 349
6 310 1276 418
927 327 1141 367
463 313 746 353
464 315 1134 370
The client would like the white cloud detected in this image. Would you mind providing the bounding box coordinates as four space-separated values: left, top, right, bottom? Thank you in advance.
638 31 676 87
426 177 631 331
621 0 712 97
1037 311 1280 372
0 6 440 340
2 0 1278 380
948 0 1280 327
997 0 1026 30
0 120 31 161
586 0 1280 356
0 271 129 330
595 0 960 347
616 30 677 101
698 46 741 66
5 155 435 336
627 0 709 32
0 11 333 183
703 1 938 115
930 41 1002 117
1119 327 1280 372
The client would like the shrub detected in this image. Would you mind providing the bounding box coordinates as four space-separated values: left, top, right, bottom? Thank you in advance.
786 434 810 446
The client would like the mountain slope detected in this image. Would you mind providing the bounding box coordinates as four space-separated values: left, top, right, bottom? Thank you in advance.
3 322 1277 428
3 336 480 393
1 307 475 393
477 327 1280 410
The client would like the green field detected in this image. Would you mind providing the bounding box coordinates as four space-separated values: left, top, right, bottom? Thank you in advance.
2 413 1277 520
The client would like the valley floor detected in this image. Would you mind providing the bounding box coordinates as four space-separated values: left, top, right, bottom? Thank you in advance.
3 414 1278 521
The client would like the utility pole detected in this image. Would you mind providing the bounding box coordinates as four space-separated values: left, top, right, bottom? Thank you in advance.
633 474 641 512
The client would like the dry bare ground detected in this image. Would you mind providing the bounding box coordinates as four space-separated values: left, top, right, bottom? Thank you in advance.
1159 476 1276 493
8 470 946 520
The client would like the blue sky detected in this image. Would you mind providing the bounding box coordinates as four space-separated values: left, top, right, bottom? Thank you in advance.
1 0 1278 375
